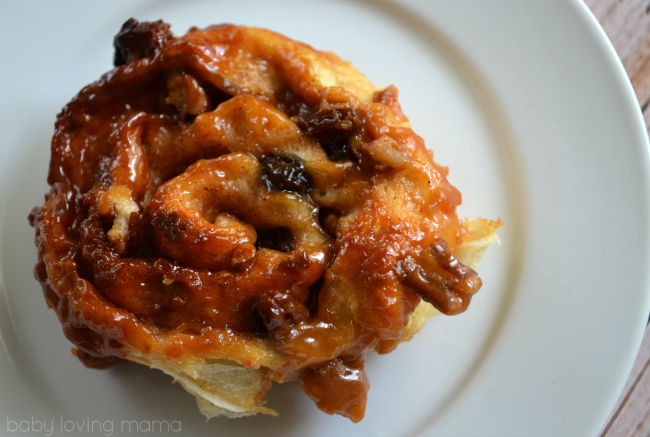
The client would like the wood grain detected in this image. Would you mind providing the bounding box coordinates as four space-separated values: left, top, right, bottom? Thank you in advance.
582 1 650 435
585 0 650 129
599 324 650 436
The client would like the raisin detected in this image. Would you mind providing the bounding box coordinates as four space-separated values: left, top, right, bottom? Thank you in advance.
296 103 360 162
261 156 311 194
255 227 295 253
318 130 357 162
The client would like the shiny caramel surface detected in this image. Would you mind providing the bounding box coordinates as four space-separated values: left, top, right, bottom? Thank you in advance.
30 20 482 422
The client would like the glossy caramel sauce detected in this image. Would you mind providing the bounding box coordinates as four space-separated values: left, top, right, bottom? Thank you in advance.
29 20 482 422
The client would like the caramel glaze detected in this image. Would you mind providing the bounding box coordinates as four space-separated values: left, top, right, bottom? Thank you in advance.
29 20 482 422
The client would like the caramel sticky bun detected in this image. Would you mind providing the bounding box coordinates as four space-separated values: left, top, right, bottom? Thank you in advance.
29 19 501 422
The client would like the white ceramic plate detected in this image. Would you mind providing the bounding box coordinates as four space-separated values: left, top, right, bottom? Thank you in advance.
1 1 648 436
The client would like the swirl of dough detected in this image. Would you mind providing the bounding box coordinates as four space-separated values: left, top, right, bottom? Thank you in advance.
30 19 501 423
150 152 331 272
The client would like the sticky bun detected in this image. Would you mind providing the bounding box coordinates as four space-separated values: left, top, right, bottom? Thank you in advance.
29 19 501 422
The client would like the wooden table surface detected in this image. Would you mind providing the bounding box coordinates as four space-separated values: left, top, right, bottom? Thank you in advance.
583 1 650 435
